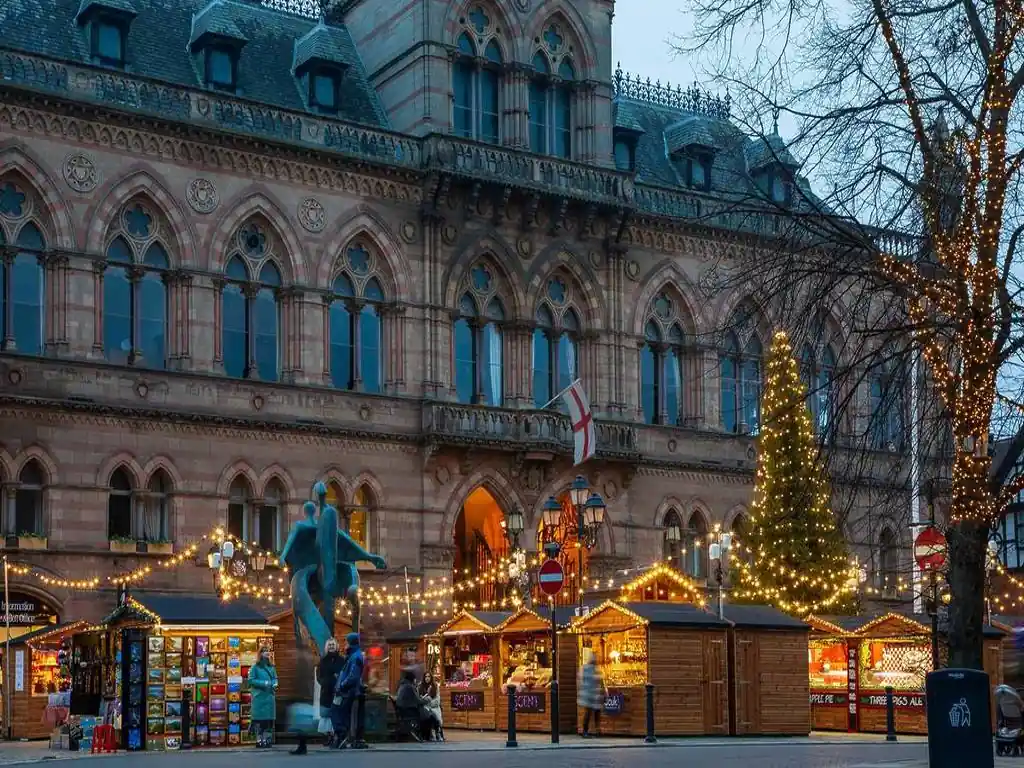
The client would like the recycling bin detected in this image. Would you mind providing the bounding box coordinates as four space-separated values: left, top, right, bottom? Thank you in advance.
925 668 993 768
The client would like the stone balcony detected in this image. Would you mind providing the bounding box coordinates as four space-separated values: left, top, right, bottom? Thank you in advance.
422 403 639 461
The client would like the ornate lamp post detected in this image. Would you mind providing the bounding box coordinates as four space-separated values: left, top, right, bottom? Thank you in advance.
504 507 528 602
708 524 732 618
249 548 268 585
542 476 605 613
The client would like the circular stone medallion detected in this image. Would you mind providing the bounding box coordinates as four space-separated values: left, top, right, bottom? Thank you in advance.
62 153 98 193
298 197 326 233
186 178 219 214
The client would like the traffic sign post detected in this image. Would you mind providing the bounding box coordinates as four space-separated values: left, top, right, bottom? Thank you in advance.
538 554 563 744
914 526 947 671
538 559 564 597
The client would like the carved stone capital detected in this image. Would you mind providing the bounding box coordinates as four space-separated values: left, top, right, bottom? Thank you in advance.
420 543 456 570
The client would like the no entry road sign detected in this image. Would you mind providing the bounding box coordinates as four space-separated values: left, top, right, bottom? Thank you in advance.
538 559 564 597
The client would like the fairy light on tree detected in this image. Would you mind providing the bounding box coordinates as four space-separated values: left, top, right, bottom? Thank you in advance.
732 331 857 615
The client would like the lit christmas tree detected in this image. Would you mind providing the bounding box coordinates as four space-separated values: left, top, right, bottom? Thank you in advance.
731 330 857 615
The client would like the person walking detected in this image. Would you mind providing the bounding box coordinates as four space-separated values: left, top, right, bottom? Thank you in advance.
331 633 365 748
316 638 346 749
577 648 605 738
248 647 279 748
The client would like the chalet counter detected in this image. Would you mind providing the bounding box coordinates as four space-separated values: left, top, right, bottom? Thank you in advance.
437 610 510 730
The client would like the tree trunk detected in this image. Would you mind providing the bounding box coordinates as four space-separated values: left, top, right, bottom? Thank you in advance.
945 519 988 669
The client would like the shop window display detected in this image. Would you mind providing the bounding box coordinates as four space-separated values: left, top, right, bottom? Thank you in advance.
808 640 848 690
858 640 930 692
501 636 552 691
588 629 648 688
443 634 493 689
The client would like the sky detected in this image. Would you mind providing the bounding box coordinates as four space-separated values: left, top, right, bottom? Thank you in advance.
610 5 703 106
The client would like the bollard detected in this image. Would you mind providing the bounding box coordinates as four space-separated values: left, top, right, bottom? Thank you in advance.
506 684 518 748
352 690 368 749
885 686 897 742
644 683 657 744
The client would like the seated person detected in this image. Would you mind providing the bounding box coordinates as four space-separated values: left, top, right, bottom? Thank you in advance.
418 673 444 742
392 670 425 739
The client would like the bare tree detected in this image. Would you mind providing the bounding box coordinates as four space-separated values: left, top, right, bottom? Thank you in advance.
666 0 1024 667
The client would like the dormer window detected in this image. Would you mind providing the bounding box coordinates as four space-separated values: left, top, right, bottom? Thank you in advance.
293 22 350 117
77 1 137 69
310 69 340 114
687 154 712 191
771 174 791 205
205 45 237 91
93 20 125 66
614 139 634 172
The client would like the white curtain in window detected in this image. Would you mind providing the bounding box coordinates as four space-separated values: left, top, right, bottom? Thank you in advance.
487 324 502 406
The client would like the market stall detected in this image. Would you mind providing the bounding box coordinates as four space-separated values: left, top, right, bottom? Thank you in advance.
572 601 730 737
1 621 83 740
386 621 442 693
806 612 1005 735
438 610 510 730
720 605 810 736
71 592 276 751
614 564 708 605
493 607 578 734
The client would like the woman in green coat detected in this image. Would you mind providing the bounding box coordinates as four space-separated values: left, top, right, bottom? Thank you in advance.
248 647 279 748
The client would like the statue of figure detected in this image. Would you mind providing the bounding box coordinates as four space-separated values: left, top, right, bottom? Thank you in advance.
280 481 386 655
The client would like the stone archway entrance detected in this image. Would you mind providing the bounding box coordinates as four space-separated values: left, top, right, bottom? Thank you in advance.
453 487 509 609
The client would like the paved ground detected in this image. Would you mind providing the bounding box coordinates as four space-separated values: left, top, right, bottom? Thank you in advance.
0 732 1010 767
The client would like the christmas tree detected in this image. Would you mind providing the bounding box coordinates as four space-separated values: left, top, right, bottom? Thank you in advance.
731 330 857 615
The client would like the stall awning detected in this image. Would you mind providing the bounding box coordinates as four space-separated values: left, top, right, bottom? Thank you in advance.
386 621 443 643
102 593 274 631
574 600 731 633
807 611 1006 639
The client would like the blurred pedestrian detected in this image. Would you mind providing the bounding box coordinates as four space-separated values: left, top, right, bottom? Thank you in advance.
248 646 279 748
577 648 605 738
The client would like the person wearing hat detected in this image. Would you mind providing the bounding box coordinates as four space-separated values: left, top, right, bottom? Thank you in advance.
248 646 279 748
330 633 365 748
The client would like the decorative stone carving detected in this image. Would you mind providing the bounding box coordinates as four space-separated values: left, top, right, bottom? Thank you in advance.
400 220 417 243
298 197 326 233
62 153 97 192
603 479 618 500
251 394 264 411
186 178 219 214
517 238 532 259
359 404 372 422
667 438 677 453
421 543 456 569
746 444 757 461
625 259 640 280
513 0 530 11
589 250 601 267
7 368 22 386
441 224 458 244
435 465 451 486
135 381 149 399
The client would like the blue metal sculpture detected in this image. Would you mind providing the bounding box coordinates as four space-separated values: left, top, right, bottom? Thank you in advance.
280 481 386 655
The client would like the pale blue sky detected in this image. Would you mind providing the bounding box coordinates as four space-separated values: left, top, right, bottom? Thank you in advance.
611 5 701 101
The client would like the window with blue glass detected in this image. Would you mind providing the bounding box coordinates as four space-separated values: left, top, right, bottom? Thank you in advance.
310 69 340 113
206 45 237 90
0 179 47 356
329 243 387 394
91 19 126 66
870 355 905 450
800 342 836 437
221 222 282 381
529 51 575 159
641 292 690 426
613 139 634 172
454 261 505 406
101 202 169 368
532 276 581 409
451 16 503 144
720 331 762 434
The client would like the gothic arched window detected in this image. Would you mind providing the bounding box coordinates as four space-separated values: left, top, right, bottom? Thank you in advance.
870 354 905 451
0 178 46 355
329 243 386 394
532 276 581 408
878 527 899 595
720 331 762 434
528 24 575 158
221 222 283 382
12 460 45 536
103 201 170 368
452 9 503 144
641 292 689 425
107 466 135 541
144 469 171 542
454 262 505 406
350 484 373 551
801 343 836 436
227 475 253 543
684 512 709 580
662 508 683 566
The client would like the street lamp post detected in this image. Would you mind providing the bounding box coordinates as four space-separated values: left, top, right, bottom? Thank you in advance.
503 507 526 603
708 525 732 619
249 549 268 585
544 476 605 614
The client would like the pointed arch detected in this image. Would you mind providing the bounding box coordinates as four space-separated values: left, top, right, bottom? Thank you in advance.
0 445 14 483
685 501 712 531
349 471 385 508
527 246 603 330
440 467 526 545
141 456 184 490
207 191 307 283
256 464 297 500
13 446 56 486
0 143 74 250
524 5 599 77
724 504 750 530
317 466 353 503
317 206 411 299
215 461 260 498
653 496 687 528
444 231 525 315
716 292 774 345
83 169 194 265
442 0 521 49
632 260 703 337
94 451 142 488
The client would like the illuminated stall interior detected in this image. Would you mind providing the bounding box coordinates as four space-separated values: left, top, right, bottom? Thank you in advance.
438 609 510 730
4 621 85 740
386 621 443 694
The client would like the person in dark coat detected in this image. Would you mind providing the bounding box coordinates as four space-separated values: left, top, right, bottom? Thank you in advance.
330 633 365 748
316 638 346 748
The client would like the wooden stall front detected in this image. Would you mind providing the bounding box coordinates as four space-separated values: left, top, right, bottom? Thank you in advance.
493 607 578 734
386 621 442 694
438 610 510 730
268 609 352 725
3 621 84 740
806 612 1005 735
720 605 810 736
573 601 729 737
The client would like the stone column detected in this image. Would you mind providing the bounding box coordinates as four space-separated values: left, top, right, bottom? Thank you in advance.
168 270 193 370
320 294 333 386
42 250 70 356
503 63 529 149
126 265 144 365
211 277 225 374
243 282 260 380
351 299 365 391
89 260 106 358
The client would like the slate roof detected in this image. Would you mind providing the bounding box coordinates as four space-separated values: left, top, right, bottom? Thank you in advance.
812 611 1006 638
620 601 731 628
386 621 443 643
720 604 809 631
0 0 388 127
191 1 249 46
293 20 351 73
78 0 137 19
104 592 272 625
9 620 88 645
466 610 513 629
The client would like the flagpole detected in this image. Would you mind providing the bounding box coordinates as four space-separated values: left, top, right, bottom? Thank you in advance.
538 378 582 412
3 556 10 741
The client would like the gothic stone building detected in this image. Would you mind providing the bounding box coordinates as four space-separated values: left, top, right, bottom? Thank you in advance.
0 0 911 625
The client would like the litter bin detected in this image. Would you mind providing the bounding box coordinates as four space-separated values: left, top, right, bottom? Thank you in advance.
925 668 993 768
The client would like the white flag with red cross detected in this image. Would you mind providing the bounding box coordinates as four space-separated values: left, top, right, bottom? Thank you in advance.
560 379 595 466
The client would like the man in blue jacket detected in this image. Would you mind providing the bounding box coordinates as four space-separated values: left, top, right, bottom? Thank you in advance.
330 633 365 748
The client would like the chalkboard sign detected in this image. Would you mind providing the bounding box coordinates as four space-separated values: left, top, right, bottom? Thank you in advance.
603 691 625 716
450 691 485 711
514 692 545 713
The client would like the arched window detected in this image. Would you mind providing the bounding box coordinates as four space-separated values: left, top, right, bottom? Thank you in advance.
325 481 344 513
350 484 373 550
0 179 46 355
329 243 387 394
720 332 762 434
683 512 709 579
12 460 45 536
107 467 134 540
662 508 683 566
801 343 836 436
532 276 581 408
102 202 170 368
528 27 575 158
257 479 284 552
641 292 690 425
730 514 750 565
221 222 282 382
870 355 905 450
226 476 253 543
451 9 503 144
454 262 505 406
878 528 899 595
144 470 171 542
